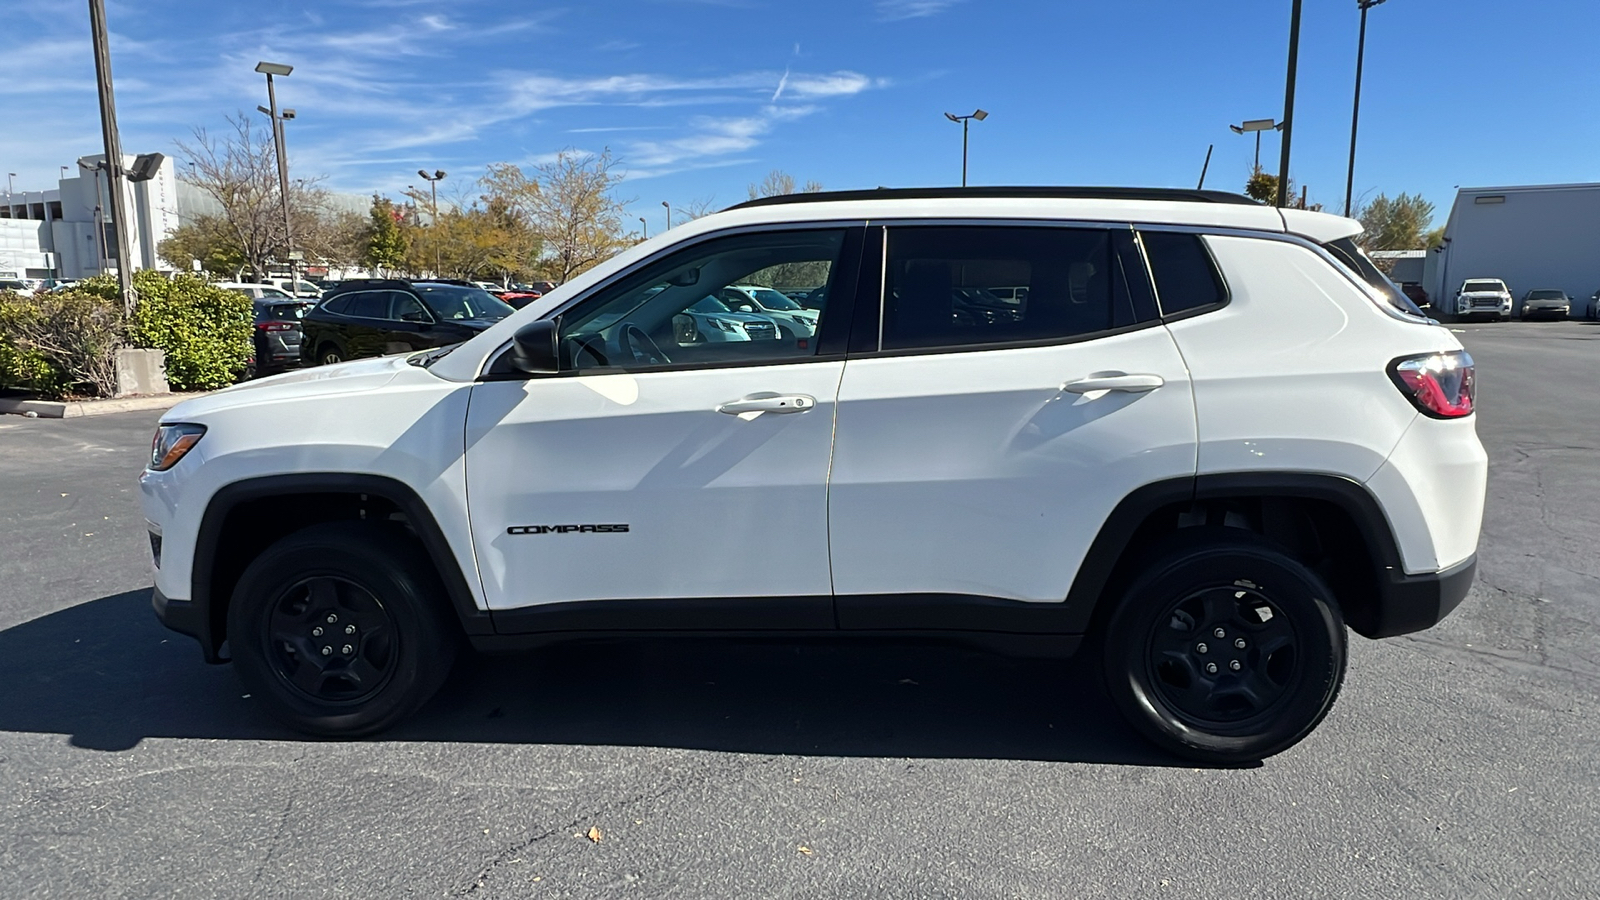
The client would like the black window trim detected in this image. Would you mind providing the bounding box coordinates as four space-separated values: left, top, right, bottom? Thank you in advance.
477 220 869 381
851 218 1163 359
1131 225 1234 323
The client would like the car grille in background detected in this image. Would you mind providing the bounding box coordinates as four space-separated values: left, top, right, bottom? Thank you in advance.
742 322 777 340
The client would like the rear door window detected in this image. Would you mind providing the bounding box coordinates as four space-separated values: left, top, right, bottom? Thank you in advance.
341 291 389 320
879 226 1145 351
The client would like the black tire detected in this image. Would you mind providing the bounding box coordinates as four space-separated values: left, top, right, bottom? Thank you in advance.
318 344 343 366
228 521 460 737
1102 529 1346 763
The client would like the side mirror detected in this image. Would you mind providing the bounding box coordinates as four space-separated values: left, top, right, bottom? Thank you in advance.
401 311 430 323
508 319 560 374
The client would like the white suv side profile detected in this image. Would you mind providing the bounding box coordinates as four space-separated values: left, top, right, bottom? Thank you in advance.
141 188 1485 762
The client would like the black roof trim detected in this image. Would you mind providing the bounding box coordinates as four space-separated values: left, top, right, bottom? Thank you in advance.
728 186 1261 211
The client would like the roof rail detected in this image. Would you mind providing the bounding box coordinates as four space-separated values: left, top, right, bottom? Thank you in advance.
728 186 1261 211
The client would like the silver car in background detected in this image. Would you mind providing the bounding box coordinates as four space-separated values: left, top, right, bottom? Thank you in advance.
1520 289 1570 321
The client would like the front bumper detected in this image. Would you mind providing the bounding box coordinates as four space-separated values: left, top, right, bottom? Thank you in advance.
1362 553 1477 638
152 585 225 664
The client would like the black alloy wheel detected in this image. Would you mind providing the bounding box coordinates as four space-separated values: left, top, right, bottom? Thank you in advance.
229 521 459 736
1103 529 1346 764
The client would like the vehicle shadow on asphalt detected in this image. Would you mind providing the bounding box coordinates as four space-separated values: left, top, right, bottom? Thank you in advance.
0 589 1206 767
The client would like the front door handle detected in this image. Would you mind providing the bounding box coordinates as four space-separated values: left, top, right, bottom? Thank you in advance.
717 393 817 415
1061 373 1165 394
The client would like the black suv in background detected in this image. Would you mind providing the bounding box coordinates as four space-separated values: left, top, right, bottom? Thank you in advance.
299 280 515 366
249 298 316 378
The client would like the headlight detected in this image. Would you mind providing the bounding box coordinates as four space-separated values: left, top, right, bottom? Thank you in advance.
149 423 206 471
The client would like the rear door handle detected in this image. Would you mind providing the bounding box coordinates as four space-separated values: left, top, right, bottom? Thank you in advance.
717 393 817 415
1061 373 1165 394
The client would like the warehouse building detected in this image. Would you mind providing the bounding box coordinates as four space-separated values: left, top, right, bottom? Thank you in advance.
1424 182 1600 318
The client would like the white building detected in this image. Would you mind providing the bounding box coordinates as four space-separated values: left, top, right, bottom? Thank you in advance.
0 153 180 282
1424 182 1600 317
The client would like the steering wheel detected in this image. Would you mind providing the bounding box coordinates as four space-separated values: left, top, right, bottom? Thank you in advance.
618 323 672 366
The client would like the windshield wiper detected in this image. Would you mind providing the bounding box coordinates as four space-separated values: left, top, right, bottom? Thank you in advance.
408 343 461 368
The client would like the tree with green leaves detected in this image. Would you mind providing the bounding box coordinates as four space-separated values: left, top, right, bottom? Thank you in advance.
1357 193 1437 250
526 148 632 282
364 195 408 273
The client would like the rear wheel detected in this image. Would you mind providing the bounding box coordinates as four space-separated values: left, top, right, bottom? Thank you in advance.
228 522 459 736
318 344 343 366
1102 530 1346 763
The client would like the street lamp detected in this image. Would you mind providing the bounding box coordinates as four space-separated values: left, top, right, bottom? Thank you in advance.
943 109 988 187
418 169 446 275
255 60 297 287
6 173 14 196
639 216 647 239
1228 119 1285 172
661 200 671 230
1344 0 1389 217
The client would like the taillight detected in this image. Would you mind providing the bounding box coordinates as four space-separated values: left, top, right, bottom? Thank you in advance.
1390 351 1475 418
257 321 293 331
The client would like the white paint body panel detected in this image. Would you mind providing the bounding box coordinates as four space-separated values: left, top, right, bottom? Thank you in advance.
140 356 483 607
827 328 1197 601
1170 236 1425 482
1364 415 1487 572
464 362 844 609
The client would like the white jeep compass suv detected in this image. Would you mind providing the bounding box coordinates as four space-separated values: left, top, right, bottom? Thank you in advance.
141 188 1486 762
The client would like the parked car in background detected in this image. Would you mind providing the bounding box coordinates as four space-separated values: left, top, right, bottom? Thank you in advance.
256 277 321 299
1519 289 1570 321
670 294 782 345
522 281 558 295
300 279 514 366
0 279 35 297
248 298 316 378
495 287 543 309
719 284 820 339
217 282 294 300
1588 289 1600 321
1400 282 1430 311
1454 278 1512 320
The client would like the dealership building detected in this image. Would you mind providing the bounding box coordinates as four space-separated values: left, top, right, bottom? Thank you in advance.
0 153 179 283
1423 182 1600 317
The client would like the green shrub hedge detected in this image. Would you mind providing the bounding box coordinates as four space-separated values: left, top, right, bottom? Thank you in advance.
0 287 124 398
73 272 254 391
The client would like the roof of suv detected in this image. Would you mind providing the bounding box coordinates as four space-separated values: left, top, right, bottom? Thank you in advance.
729 186 1261 210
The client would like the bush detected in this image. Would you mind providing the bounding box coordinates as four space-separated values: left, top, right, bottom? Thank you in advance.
124 271 253 390
0 287 124 398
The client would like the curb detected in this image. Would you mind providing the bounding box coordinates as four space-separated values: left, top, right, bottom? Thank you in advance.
0 392 209 419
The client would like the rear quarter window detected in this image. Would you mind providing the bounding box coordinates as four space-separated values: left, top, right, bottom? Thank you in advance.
1139 231 1227 317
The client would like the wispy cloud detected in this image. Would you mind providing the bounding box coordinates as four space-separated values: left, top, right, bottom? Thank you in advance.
771 67 790 102
875 0 964 21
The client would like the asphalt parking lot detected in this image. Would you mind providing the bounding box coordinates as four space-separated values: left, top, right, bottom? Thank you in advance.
1 321 1597 898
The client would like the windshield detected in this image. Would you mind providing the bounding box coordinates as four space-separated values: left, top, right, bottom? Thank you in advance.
751 288 801 310
689 295 733 314
1463 281 1504 293
415 284 514 320
1528 290 1566 300
1323 238 1424 316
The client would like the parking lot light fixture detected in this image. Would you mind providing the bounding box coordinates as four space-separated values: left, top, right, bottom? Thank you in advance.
1345 0 1389 217
662 200 671 230
1229 118 1283 172
943 109 989 187
256 60 297 287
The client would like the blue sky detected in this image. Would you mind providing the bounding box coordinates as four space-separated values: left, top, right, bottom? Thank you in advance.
4 0 1597 233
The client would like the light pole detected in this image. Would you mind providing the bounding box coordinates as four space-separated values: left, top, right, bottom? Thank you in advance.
943 109 988 187
1277 0 1305 208
255 61 297 288
418 169 446 275
1228 119 1284 172
90 0 135 312
1344 0 1388 217
639 216 647 239
661 200 672 230
5 173 13 196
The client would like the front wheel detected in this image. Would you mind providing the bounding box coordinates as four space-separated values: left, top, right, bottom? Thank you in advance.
1102 530 1346 763
228 522 459 737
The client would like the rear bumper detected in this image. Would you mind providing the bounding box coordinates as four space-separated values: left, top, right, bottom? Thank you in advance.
1365 553 1476 638
152 585 224 664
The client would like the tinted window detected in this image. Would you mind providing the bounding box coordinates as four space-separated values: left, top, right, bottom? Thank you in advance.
881 227 1134 351
1141 231 1227 316
389 291 429 321
414 285 513 320
342 291 389 319
321 295 352 315
256 302 310 321
1528 290 1565 300
559 229 845 371
1322 237 1422 316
